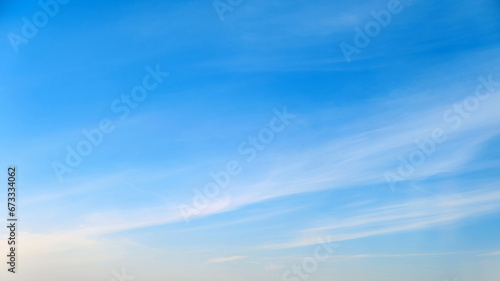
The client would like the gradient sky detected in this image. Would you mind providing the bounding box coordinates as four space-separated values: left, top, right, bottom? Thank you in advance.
1 0 500 280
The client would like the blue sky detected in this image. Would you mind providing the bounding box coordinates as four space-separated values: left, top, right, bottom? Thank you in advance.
1 0 500 280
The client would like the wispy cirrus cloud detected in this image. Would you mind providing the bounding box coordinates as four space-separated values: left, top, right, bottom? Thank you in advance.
205 255 248 264
262 187 500 249
481 251 500 256
23 77 500 239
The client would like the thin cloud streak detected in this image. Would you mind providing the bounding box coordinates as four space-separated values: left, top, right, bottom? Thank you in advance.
262 187 500 249
205 256 248 264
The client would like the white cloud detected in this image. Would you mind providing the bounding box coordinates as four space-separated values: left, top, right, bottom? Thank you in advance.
205 256 248 264
262 187 500 249
265 263 284 270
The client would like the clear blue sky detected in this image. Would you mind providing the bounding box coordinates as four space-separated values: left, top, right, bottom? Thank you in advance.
1 0 500 280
